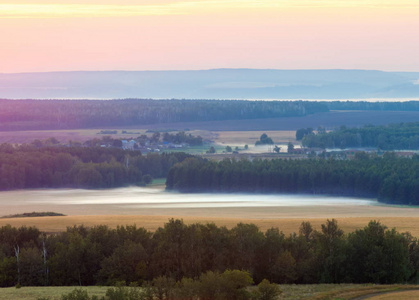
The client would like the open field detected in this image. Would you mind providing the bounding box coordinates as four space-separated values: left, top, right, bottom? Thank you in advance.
214 130 296 146
367 290 419 299
1 186 419 234
3 110 419 144
0 187 396 217
0 284 418 300
0 128 201 144
0 127 296 148
0 286 108 300
2 215 419 236
0 127 297 156
0 128 123 144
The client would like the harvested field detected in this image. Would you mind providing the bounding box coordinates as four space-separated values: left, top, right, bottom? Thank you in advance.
213 130 296 146
0 128 217 145
365 290 419 300
1 187 419 234
1 215 419 236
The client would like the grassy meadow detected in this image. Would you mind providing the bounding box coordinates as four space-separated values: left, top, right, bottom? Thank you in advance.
0 286 108 300
1 284 419 300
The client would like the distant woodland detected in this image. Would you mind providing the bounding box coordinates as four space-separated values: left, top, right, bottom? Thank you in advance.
166 154 419 205
0 219 417 288
3 99 419 131
0 99 328 131
300 122 419 150
0 145 190 190
328 101 419 111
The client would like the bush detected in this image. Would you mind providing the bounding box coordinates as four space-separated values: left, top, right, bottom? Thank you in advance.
61 289 100 300
220 270 253 300
197 270 254 300
252 279 282 300
106 286 144 300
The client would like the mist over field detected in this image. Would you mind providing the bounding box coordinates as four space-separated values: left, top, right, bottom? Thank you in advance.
1 69 419 99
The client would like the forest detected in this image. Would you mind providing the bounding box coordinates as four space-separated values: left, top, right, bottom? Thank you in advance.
4 99 419 132
0 219 417 290
300 122 419 150
326 100 419 111
0 144 190 190
0 99 328 131
166 154 419 205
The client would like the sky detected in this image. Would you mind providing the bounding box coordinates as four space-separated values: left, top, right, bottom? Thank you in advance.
1 0 419 73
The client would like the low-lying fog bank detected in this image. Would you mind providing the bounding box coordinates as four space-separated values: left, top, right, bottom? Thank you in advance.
0 187 418 219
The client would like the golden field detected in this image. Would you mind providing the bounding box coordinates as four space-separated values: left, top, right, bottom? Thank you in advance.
213 130 297 146
0 129 296 146
2 215 419 236
367 290 419 300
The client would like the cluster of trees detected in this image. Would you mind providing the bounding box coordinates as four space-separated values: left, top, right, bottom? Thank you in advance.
301 122 419 150
1 219 418 289
0 144 191 190
162 132 203 146
296 128 313 141
0 99 328 131
255 133 274 146
166 154 419 205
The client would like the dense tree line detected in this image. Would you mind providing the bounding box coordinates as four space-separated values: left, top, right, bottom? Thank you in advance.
327 101 419 111
166 154 419 205
5 99 419 132
0 144 190 190
0 219 418 289
0 99 328 131
301 122 419 150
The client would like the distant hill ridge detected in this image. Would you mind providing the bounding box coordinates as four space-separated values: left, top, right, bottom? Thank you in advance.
1 69 418 99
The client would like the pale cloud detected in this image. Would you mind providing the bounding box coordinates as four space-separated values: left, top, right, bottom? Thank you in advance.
1 0 419 18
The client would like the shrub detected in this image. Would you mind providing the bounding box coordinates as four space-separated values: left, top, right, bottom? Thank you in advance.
252 279 282 300
106 286 144 300
61 289 100 300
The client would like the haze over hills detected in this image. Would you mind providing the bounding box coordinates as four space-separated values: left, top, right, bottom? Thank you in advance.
1 69 419 100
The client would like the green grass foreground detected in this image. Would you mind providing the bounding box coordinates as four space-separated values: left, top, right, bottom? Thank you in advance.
0 286 108 300
1 284 419 300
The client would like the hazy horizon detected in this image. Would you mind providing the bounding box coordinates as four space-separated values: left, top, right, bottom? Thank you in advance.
2 67 419 75
0 69 418 99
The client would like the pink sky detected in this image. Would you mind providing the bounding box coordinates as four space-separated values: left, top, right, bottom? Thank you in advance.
1 0 419 73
